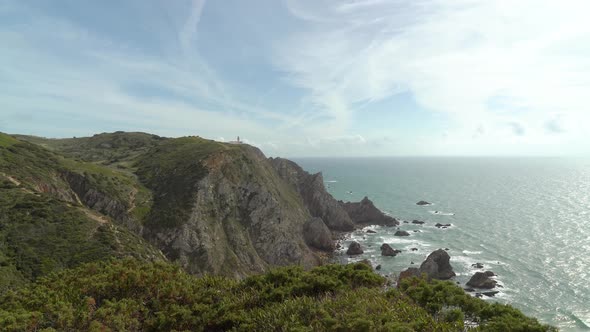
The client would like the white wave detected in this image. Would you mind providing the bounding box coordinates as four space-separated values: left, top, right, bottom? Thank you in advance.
462 250 483 255
429 210 455 216
325 180 338 183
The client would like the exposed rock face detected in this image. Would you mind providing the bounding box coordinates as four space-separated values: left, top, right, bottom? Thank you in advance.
346 241 364 255
394 230 410 236
269 158 355 231
62 171 139 230
380 243 400 256
420 249 456 280
143 145 321 278
466 271 497 289
340 197 398 227
416 200 431 206
398 249 456 283
303 217 334 251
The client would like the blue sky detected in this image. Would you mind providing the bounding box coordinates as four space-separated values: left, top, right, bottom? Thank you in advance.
1 0 590 156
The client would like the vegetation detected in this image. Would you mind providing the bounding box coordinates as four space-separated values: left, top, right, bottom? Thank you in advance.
0 259 555 331
136 136 231 229
0 188 163 292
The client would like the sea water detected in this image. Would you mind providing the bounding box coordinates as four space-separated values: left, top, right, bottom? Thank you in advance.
294 157 590 331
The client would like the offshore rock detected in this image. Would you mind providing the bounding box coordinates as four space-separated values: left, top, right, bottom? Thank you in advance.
466 271 497 289
346 241 364 255
394 230 410 236
416 200 431 206
398 249 456 284
380 243 399 256
340 197 399 227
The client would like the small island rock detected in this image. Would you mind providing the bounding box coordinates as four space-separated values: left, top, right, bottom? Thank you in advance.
466 271 497 289
394 230 410 237
416 201 431 206
346 241 364 255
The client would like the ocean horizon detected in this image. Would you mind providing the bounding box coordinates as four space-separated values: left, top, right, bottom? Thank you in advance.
295 157 590 331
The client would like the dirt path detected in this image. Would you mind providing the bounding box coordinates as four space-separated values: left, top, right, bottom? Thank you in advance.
127 187 138 213
80 208 109 224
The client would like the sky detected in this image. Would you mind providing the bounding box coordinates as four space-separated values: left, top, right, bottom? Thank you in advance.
1 0 590 157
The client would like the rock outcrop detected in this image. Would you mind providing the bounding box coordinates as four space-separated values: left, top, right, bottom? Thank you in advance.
269 158 355 231
380 243 400 256
394 230 410 236
398 249 456 284
346 241 364 255
339 197 398 227
140 142 322 278
303 217 334 251
466 271 497 289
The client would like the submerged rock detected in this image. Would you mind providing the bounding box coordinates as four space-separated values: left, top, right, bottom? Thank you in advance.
412 220 425 225
482 291 499 297
346 241 364 255
394 230 410 237
416 200 431 206
471 263 484 269
375 264 382 270
435 223 451 228
366 229 377 234
466 271 497 289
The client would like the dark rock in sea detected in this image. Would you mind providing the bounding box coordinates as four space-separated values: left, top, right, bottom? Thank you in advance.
394 230 410 237
380 243 400 256
442 226 448 229
303 217 334 251
410 261 415 264
472 263 484 269
482 291 499 297
416 200 431 206
413 230 420 233
411 248 418 251
435 223 451 228
340 197 399 227
366 229 377 234
412 220 425 224
375 264 382 270
466 271 497 289
398 249 456 284
403 220 409 223
444 248 450 251
475 293 483 298
346 241 364 255
419 249 456 280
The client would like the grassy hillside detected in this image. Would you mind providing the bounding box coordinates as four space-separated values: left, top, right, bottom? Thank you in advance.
14 131 165 168
0 134 164 292
0 188 163 292
0 259 555 331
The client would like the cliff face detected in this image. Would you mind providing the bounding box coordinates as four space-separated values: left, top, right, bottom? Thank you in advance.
269 158 355 231
2 132 399 281
137 139 321 278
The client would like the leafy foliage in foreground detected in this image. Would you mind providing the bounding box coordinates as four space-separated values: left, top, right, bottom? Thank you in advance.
0 259 556 331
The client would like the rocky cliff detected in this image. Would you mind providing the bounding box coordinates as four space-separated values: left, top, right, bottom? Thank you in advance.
2 132 399 281
269 157 355 231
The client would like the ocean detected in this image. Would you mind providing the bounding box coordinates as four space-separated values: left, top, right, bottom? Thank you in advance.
294 157 590 331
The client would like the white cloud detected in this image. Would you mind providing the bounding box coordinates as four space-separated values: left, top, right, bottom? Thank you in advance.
276 0 590 154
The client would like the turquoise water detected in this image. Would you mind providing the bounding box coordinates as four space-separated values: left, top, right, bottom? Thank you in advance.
294 157 590 331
